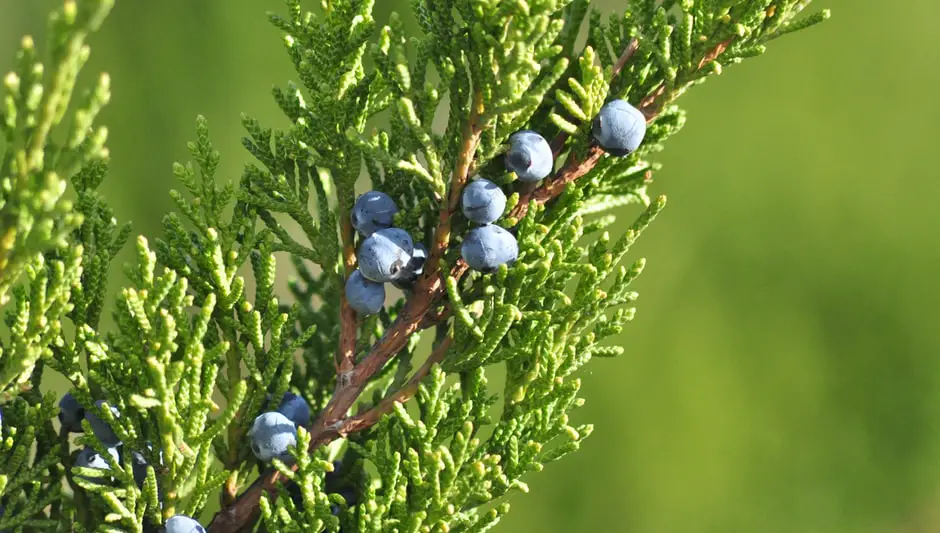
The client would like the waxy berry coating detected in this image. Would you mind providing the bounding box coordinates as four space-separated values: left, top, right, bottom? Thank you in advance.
461 225 519 271
277 392 312 427
506 131 553 182
249 411 297 463
85 400 121 446
462 179 507 224
58 392 85 433
357 228 414 283
74 445 119 483
351 191 399 237
592 99 647 156
165 515 207 533
345 269 386 315
126 443 163 487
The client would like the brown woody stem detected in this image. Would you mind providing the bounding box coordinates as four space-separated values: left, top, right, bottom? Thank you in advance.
342 336 454 434
206 35 730 532
336 205 359 375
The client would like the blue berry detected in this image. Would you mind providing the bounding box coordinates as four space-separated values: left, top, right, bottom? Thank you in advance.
357 228 414 283
286 480 304 508
277 392 311 427
393 243 427 289
351 191 399 237
249 412 297 463
462 179 507 224
165 515 207 533
58 392 85 433
74 445 119 483
85 400 121 446
461 225 519 271
592 99 647 156
506 131 553 182
131 450 150 486
345 269 386 315
127 443 163 487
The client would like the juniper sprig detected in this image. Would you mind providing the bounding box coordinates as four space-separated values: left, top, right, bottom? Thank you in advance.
0 1 827 531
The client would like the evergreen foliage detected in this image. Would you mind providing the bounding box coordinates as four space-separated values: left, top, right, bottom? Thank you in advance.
0 0 827 531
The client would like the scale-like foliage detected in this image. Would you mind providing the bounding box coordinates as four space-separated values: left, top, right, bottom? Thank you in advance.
0 0 827 531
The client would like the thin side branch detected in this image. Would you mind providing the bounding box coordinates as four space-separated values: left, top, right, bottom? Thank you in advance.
336 208 359 374
342 336 454 434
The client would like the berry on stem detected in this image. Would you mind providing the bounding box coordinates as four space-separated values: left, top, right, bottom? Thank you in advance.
345 270 386 315
249 412 297 463
506 130 553 182
357 228 414 283
277 392 311 427
74 446 119 483
165 515 207 533
462 179 507 224
58 392 85 433
592 99 647 156
85 400 121 446
461 225 519 271
125 443 163 487
351 191 399 237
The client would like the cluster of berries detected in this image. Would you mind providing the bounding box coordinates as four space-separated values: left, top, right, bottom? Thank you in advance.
55 391 312 531
345 98 646 304
57 393 156 486
57 393 197 529
460 177 515 271
344 191 427 315
41 100 645 531
247 392 310 463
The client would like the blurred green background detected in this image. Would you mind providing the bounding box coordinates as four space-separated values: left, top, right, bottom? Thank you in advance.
3 1 939 532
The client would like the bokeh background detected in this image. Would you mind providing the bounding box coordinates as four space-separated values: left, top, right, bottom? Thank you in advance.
3 1 939 532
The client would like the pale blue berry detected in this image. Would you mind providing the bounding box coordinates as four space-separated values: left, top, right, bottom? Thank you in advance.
74 445 119 483
357 228 414 282
462 179 506 224
58 392 85 433
461 225 519 271
392 243 427 289
85 400 121 446
592 99 647 156
506 131 553 182
277 392 311 427
165 515 207 533
249 412 297 463
345 269 386 315
351 191 399 237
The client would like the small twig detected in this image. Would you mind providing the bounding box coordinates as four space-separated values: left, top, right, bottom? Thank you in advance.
336 209 359 374
507 145 606 222
698 37 733 70
641 37 734 117
342 337 454 434
612 38 641 78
